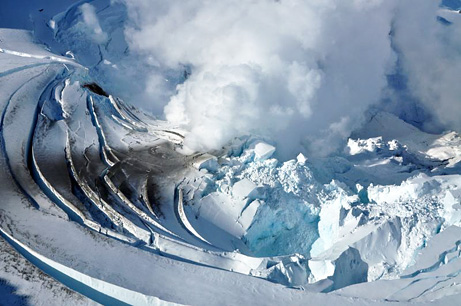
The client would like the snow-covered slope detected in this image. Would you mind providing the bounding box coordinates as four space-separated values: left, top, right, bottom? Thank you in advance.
1 1 461 305
0 26 407 306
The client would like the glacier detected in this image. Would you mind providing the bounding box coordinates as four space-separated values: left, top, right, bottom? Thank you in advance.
0 0 461 305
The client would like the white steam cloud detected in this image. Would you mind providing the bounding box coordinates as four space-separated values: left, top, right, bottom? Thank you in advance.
79 3 108 44
393 0 461 132
117 0 461 158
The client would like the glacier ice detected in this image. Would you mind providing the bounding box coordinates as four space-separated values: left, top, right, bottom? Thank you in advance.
1 0 461 305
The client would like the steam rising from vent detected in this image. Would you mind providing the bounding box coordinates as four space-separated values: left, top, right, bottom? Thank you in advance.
392 0 461 133
116 0 461 158
120 0 397 157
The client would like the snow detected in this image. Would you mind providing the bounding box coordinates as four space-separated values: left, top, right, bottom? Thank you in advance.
0 0 79 30
253 142 276 161
232 178 258 202
0 1 461 305
297 153 307 164
0 235 95 306
191 154 219 172
239 200 261 231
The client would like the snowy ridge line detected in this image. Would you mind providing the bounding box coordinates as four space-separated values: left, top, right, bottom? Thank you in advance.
103 171 179 238
32 141 114 236
0 66 70 215
114 97 153 130
111 114 135 131
87 95 119 167
174 187 215 246
0 47 86 70
0 68 50 210
108 95 147 131
145 230 267 275
100 163 297 277
103 169 276 276
140 176 161 219
26 69 95 225
145 224 301 278
31 145 87 225
27 71 139 243
65 135 151 243
159 129 185 140
0 226 178 306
